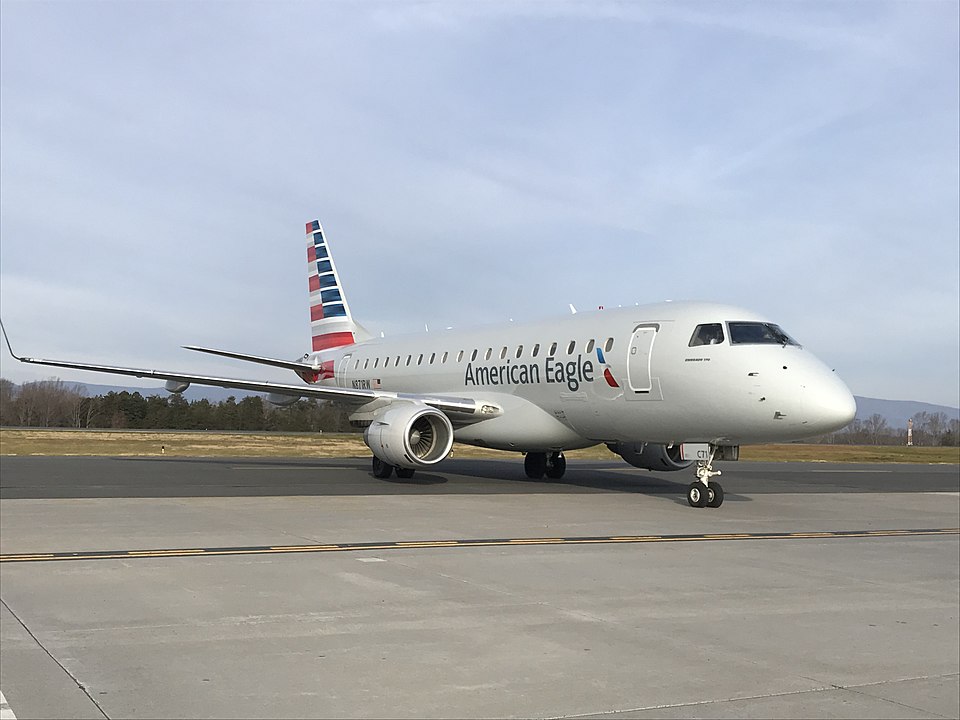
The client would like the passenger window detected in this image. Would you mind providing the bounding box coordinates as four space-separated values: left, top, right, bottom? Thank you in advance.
566 340 576 355
605 338 614 352
485 348 492 361
586 339 595 354
405 355 412 366
471 349 478 362
515 345 523 359
374 358 379 369
417 354 423 365
549 342 558 356
441 352 448 363
364 359 369 370
689 323 725 347
429 353 436 364
532 343 540 357
354 359 359 369
457 350 464 363
395 356 400 367
500 347 508 360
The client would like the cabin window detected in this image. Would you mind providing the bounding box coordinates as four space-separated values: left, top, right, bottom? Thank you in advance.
586 339 595 354
442 352 448 363
471 349 478 362
549 342 558 356
373 358 379 369
728 322 800 346
500 347 508 360
605 338 614 352
457 350 464 363
689 324 725 347
405 355 412 366
515 345 523 358
354 359 359 369
429 352 436 364
395 356 400 367
566 340 576 355
485 348 492 361
363 359 369 370
417 354 424 365
532 343 540 357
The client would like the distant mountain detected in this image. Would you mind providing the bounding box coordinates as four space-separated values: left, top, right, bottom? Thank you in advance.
854 396 958 430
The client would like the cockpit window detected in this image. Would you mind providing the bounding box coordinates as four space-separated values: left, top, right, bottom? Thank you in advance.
727 322 800 346
689 323 725 347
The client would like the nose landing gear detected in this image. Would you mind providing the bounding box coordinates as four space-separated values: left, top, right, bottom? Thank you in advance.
686 446 724 508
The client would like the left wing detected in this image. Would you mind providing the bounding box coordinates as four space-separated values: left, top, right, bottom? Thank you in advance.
1 323 500 421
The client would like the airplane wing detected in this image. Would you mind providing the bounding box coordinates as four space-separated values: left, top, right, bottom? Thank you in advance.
181 345 319 374
1 324 498 420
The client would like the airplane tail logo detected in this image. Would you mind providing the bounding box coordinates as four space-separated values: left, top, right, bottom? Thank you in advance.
306 220 360 352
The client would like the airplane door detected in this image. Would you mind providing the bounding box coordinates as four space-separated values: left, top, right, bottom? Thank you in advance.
337 354 352 388
627 326 657 392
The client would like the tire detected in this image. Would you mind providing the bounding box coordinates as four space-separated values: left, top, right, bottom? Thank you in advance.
545 452 567 479
395 467 416 479
524 452 547 479
707 482 724 508
686 482 708 508
372 456 394 479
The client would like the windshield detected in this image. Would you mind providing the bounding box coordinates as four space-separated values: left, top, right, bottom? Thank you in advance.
727 322 800 346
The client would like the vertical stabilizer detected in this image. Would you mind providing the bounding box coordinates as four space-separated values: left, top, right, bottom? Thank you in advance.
306 219 361 352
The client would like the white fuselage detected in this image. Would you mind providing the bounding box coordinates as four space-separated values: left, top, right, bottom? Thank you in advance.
308 301 856 452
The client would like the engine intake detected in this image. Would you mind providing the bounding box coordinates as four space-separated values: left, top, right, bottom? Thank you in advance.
364 404 454 469
608 442 692 472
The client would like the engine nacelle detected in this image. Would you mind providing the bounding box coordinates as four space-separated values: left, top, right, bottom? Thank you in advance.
266 392 300 407
363 404 454 469
164 380 190 394
608 442 693 472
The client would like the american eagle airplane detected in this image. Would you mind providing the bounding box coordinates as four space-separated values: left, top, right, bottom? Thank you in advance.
3 219 856 508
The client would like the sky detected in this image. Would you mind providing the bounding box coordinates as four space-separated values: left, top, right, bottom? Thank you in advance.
1 0 958 407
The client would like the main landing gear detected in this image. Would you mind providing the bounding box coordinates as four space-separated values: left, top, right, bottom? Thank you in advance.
371 456 416 480
524 452 566 479
686 446 724 508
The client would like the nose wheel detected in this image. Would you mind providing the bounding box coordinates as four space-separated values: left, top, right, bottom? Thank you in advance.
687 446 724 508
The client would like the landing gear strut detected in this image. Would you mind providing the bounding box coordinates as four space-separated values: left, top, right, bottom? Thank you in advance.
687 446 724 508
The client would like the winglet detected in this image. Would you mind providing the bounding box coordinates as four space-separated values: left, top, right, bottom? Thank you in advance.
0 318 25 361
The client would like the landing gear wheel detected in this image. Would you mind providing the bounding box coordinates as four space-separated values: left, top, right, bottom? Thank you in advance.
524 452 547 479
706 482 724 508
395 467 416 479
372 456 394 479
686 482 709 508
545 452 567 479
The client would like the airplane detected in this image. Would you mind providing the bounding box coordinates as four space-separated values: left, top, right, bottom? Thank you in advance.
1 218 857 508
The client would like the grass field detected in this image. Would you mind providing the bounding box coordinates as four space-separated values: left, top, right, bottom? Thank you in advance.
1 428 957 464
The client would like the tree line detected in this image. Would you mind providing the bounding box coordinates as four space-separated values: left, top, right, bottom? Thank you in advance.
1 377 957 445
0 378 353 432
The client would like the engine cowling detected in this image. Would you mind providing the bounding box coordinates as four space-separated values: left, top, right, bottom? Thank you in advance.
363 404 454 469
266 392 300 407
608 442 693 472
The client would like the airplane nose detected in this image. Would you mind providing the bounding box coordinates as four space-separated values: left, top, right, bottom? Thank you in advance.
809 373 857 432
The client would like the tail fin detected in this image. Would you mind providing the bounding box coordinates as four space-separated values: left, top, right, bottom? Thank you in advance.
305 219 364 352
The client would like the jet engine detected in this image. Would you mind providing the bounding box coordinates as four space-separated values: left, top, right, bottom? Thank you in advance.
608 442 692 472
363 404 454 469
266 392 300 407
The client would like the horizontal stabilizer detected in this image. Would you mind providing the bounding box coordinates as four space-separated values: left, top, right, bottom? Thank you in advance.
182 345 319 373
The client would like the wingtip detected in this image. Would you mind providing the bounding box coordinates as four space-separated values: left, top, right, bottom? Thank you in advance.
0 317 24 361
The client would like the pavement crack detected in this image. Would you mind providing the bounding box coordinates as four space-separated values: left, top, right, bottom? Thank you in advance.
0 597 110 720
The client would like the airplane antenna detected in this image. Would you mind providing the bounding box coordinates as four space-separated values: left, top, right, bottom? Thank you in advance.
569 304 577 314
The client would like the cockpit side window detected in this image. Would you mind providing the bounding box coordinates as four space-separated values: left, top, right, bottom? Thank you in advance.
689 323 725 347
727 322 800 346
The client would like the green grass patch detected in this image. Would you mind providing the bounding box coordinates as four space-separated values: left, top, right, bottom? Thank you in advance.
0 428 956 464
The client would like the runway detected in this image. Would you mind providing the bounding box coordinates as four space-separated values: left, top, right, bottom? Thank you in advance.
1 456 958 719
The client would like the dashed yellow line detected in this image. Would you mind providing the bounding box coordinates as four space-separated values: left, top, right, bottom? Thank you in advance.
1 528 955 564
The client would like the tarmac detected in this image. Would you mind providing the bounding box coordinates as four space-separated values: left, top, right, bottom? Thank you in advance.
0 455 958 719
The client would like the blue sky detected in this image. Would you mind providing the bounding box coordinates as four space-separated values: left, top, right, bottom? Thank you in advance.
1 0 958 407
